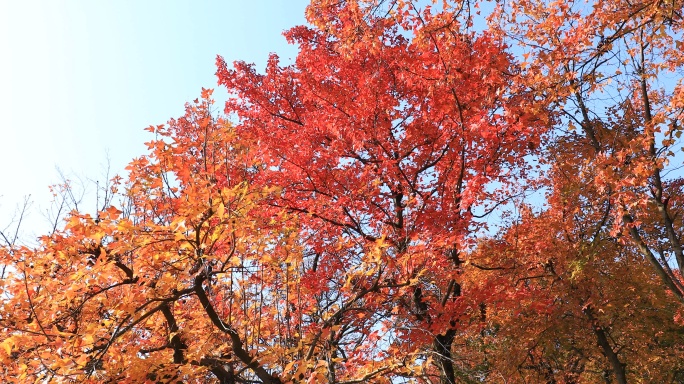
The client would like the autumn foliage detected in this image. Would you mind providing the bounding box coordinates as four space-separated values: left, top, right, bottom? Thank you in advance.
2 0 684 383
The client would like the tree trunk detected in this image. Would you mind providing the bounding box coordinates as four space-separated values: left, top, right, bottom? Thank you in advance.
434 329 457 384
584 306 627 384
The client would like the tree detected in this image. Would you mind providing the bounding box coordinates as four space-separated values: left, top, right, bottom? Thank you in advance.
458 191 684 382
0 92 296 383
488 0 684 299
487 0 684 378
216 2 547 382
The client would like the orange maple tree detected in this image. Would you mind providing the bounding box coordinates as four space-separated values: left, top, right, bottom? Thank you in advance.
488 0 684 302
1 93 296 383
475 0 684 380
2 0 684 383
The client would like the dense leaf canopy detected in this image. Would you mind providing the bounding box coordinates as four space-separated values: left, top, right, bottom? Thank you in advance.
2 0 684 383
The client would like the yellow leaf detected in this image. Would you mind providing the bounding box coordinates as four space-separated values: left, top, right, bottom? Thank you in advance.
284 361 296 373
174 231 186 241
1 337 13 356
75 354 89 367
216 202 226 219
83 333 94 345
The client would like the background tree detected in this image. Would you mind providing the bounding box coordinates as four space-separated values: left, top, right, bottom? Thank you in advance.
488 0 684 297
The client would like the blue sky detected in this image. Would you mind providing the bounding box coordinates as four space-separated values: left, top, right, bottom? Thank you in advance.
0 1 309 237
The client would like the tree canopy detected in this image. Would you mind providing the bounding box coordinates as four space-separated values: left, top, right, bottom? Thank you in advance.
2 0 684 383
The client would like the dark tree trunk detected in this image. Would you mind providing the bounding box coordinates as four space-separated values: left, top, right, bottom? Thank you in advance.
584 306 627 384
434 329 457 384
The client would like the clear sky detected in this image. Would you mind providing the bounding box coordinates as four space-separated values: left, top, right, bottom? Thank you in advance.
0 1 309 238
